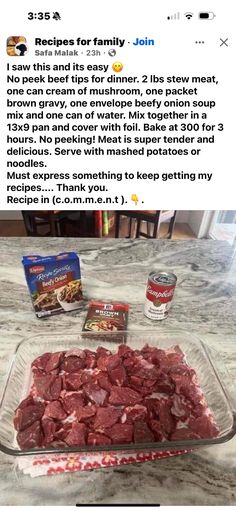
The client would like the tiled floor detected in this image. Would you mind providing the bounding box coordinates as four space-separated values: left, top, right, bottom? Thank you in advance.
0 220 196 239
110 220 196 239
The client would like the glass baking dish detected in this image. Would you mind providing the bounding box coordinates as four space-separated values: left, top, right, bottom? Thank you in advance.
0 330 236 456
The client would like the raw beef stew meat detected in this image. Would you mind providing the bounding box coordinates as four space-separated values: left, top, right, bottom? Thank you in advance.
14 343 220 449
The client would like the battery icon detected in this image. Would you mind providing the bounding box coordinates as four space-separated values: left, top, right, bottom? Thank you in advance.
199 12 216 19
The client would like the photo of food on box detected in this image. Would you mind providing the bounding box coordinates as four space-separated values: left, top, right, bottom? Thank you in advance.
22 252 83 318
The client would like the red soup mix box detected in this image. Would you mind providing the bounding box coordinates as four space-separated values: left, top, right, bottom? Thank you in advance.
22 252 83 318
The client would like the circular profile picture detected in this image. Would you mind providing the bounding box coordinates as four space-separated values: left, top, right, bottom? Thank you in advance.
7 36 28 56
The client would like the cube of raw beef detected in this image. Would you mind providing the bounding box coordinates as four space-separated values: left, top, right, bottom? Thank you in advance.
64 348 86 359
170 371 193 391
142 379 156 388
62 392 85 415
123 356 137 371
168 364 195 376
44 400 67 420
129 376 145 394
96 346 112 357
139 387 154 398
149 419 163 441
84 350 97 369
61 356 85 373
34 374 51 399
42 419 57 445
106 354 121 370
94 406 122 430
15 395 35 410
117 344 133 358
54 422 72 441
191 403 208 417
65 422 87 446
87 433 112 446
130 358 160 380
108 423 134 444
124 404 147 422
145 348 169 369
84 383 108 406
146 348 167 366
75 405 97 422
141 345 157 355
171 394 191 419
44 351 64 373
143 398 161 419
129 375 143 388
109 386 142 406
34 374 62 401
63 371 84 391
84 349 96 357
133 421 155 443
157 346 185 369
97 354 120 372
81 371 95 385
157 399 176 435
17 421 43 449
188 415 220 438
152 373 174 394
49 376 62 400
109 365 127 386
14 401 45 431
170 428 200 441
166 354 185 369
31 352 51 373
97 373 113 392
96 357 109 372
172 374 202 405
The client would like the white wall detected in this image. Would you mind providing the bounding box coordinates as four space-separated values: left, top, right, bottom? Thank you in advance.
188 211 215 238
175 211 190 223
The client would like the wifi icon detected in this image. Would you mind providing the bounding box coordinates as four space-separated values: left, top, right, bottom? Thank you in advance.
185 12 194 19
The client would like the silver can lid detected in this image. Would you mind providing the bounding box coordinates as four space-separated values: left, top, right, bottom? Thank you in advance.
149 271 177 286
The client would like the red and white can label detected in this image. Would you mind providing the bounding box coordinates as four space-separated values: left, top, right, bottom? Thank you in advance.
144 272 177 320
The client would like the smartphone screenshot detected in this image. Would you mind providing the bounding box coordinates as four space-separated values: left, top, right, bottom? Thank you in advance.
0 1 235 508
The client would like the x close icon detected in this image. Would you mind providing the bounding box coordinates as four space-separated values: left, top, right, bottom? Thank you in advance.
220 38 229 47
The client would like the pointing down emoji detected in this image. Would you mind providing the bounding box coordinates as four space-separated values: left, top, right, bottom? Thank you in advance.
131 194 139 205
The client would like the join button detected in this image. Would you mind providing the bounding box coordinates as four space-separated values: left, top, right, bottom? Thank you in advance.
132 37 155 46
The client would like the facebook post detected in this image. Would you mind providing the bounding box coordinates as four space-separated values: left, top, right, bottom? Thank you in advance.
0 0 235 508
0 1 234 209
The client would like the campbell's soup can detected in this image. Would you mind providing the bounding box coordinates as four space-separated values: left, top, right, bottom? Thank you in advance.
144 271 177 320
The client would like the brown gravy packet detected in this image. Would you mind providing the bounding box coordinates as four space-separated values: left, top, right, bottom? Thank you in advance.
83 301 129 343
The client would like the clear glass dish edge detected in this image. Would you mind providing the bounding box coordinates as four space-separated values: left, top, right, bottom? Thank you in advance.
0 329 236 457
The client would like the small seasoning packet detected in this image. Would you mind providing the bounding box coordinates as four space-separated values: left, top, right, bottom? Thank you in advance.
22 252 83 318
83 301 129 332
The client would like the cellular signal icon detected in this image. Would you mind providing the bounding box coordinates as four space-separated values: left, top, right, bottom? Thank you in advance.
167 12 180 20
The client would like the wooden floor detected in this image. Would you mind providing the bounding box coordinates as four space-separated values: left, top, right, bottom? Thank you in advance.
0 220 196 239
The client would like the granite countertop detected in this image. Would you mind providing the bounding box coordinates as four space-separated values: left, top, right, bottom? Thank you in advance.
0 237 236 505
